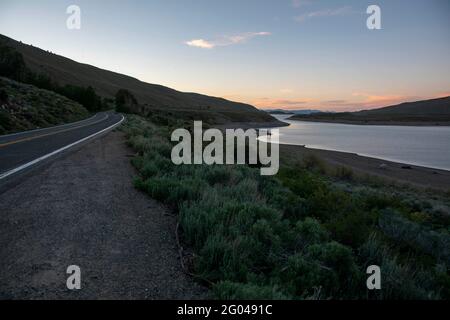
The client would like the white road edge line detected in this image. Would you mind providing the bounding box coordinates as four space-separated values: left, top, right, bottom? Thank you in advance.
0 115 125 181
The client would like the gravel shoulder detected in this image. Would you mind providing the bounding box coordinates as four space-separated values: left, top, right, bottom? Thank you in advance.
0 130 207 299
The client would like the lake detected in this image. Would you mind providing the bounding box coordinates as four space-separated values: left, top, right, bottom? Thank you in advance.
264 115 450 171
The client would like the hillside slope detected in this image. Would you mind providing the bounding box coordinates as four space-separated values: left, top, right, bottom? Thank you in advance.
359 96 450 116
0 77 89 134
0 34 276 125
290 97 450 125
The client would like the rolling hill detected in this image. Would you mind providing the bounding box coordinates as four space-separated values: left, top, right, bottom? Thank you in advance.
0 76 89 134
290 97 450 125
0 34 278 125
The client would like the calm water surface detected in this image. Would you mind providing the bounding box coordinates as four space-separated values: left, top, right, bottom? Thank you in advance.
266 115 450 171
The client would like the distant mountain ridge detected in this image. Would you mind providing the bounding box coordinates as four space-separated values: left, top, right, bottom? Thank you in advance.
0 34 277 125
358 96 450 116
265 109 322 115
290 96 450 125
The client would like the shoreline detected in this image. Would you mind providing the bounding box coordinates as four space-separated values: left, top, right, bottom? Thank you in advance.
215 119 290 130
215 119 449 191
287 117 450 127
279 143 450 191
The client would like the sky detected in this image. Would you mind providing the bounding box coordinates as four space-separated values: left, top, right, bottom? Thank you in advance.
0 0 449 111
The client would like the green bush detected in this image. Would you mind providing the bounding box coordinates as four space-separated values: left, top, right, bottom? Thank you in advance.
0 110 11 130
258 177 307 220
379 209 450 264
302 154 326 174
359 234 442 299
294 218 329 248
306 242 360 294
201 166 232 185
282 253 335 297
140 176 207 205
325 208 378 247
0 77 90 133
0 88 8 103
122 114 450 300
214 281 288 300
334 166 354 180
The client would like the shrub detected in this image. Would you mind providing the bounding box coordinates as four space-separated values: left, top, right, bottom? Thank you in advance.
130 156 144 170
306 242 360 294
379 255 433 299
282 253 335 298
0 110 11 130
302 154 326 174
362 192 403 211
201 166 232 185
141 161 159 178
180 199 222 250
305 187 351 221
277 167 327 198
409 211 429 224
222 178 260 203
123 114 449 300
325 208 378 247
0 88 8 103
258 177 307 220
214 281 288 300
359 234 442 300
379 209 450 264
294 218 329 248
434 264 450 299
142 176 207 205
196 231 278 283
334 166 354 180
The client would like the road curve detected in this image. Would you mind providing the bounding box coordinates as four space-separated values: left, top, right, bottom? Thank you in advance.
0 111 124 181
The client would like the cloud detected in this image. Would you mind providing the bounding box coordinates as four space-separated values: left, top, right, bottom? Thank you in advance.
352 92 405 104
185 39 215 49
251 98 312 108
350 93 425 109
295 6 354 22
185 32 271 49
251 94 425 112
322 100 350 106
277 99 309 105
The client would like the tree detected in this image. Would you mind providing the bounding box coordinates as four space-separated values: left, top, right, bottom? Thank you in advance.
115 89 138 113
57 85 103 112
0 45 27 81
0 43 106 113
0 89 8 104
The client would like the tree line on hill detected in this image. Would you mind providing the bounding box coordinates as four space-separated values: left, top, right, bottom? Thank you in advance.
0 44 122 112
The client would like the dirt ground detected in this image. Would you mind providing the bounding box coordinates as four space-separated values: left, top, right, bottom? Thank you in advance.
0 130 207 299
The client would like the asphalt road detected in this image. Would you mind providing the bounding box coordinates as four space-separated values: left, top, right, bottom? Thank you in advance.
0 112 124 181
